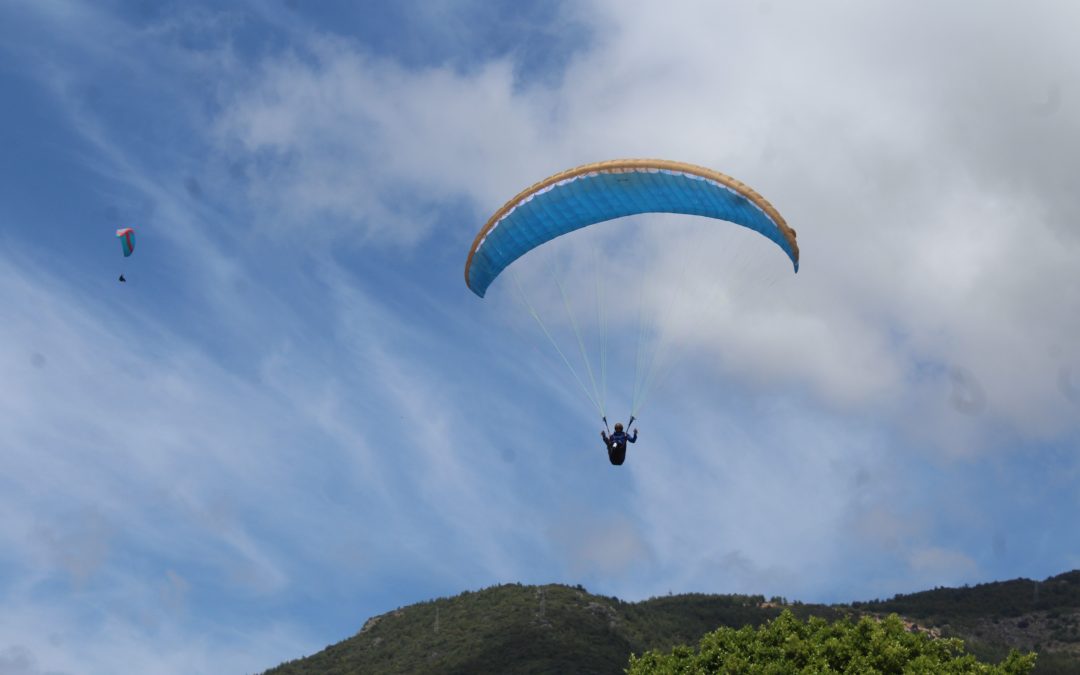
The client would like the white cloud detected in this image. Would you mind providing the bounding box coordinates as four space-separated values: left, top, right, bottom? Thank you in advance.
907 546 981 588
0 599 311 675
0 235 554 670
547 509 654 579
212 40 556 246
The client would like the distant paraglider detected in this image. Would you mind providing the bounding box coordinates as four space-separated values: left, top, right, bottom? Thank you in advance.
117 227 135 256
116 227 135 282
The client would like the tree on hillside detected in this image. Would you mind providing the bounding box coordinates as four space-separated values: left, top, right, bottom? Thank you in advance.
627 609 1036 674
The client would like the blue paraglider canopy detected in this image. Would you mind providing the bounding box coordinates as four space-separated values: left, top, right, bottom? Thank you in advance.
465 159 798 298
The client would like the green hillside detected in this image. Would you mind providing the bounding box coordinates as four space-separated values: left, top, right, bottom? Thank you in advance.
264 584 842 674
265 572 1080 674
855 571 1080 674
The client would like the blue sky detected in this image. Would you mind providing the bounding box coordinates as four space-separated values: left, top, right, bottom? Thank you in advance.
2 0 1079 672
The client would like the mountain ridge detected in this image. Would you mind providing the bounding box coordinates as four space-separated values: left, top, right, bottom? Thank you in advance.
264 571 1080 674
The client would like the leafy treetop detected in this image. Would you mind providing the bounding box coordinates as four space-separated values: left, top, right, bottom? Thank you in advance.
627 609 1037 674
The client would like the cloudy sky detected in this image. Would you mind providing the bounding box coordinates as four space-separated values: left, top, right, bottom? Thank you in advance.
2 0 1079 672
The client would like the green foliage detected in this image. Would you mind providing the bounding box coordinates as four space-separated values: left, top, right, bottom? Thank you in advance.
627 610 1037 674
